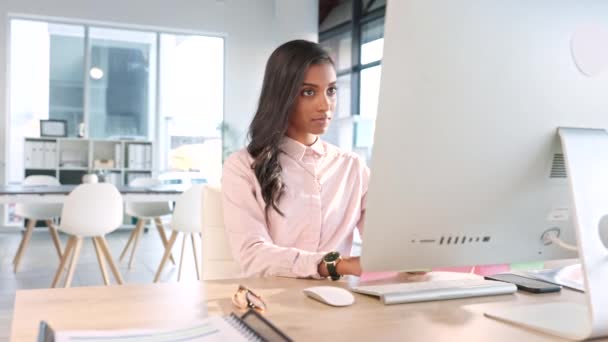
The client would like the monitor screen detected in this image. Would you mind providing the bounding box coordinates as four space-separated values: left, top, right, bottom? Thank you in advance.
361 0 608 272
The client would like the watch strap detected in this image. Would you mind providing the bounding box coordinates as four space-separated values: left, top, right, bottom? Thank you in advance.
326 260 341 281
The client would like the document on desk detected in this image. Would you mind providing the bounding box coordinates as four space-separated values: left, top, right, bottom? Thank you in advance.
38 311 292 342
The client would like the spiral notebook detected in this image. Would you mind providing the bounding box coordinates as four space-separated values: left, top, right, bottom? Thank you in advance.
38 309 292 342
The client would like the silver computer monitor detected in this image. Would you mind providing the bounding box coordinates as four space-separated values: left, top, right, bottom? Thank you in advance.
361 1 608 338
361 0 608 272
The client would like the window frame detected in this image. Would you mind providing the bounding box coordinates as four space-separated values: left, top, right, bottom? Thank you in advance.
319 0 385 147
6 15 226 178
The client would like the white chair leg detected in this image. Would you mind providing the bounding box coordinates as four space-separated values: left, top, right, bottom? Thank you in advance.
51 236 75 288
154 231 178 283
64 237 83 288
191 234 200 281
46 219 63 259
154 217 176 265
13 219 36 273
178 233 188 282
119 220 140 262
92 237 110 285
97 236 124 285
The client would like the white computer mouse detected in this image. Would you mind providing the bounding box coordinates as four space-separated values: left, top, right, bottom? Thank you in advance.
302 286 355 307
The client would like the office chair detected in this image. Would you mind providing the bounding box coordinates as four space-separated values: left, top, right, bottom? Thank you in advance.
12 175 63 273
154 184 204 282
119 177 175 269
51 183 124 288
201 185 242 280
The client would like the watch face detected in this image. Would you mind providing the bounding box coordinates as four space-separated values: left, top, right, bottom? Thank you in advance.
324 251 340 263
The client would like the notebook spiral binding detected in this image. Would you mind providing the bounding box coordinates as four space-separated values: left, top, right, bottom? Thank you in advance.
224 313 263 342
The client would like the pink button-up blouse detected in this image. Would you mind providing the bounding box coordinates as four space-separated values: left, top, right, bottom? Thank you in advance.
222 137 370 278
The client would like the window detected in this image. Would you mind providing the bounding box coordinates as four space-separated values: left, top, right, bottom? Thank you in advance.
8 18 224 185
87 27 157 139
159 34 224 183
48 23 86 138
9 20 85 183
361 17 384 65
319 0 385 162
321 30 352 73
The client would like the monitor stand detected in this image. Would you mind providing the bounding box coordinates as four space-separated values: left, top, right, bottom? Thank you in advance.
484 127 608 340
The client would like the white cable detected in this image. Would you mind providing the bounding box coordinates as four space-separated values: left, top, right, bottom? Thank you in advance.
543 231 578 252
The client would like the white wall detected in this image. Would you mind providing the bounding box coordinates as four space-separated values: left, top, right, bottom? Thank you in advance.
0 0 319 185
274 0 319 45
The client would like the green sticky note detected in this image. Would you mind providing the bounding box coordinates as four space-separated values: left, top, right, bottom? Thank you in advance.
510 261 545 271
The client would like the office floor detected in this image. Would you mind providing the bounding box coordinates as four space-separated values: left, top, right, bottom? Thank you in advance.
0 226 201 340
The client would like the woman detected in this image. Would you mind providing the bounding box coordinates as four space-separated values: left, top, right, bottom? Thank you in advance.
222 40 369 279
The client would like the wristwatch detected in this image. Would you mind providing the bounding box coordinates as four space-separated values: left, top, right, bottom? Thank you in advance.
323 251 342 281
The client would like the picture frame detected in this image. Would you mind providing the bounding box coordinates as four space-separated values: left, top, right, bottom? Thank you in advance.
40 119 67 138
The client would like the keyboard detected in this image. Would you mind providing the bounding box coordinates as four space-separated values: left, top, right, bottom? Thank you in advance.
350 278 517 305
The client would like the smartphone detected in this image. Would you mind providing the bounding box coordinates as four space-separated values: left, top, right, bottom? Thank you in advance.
484 273 562 293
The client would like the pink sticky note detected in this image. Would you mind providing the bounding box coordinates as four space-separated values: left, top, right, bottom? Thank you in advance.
472 264 510 276
359 271 400 282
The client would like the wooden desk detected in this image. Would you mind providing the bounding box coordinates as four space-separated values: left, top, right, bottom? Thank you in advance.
10 276 603 341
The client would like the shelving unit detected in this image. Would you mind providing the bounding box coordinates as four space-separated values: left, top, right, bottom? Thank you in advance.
24 137 153 185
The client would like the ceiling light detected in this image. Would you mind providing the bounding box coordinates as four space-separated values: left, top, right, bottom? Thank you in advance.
89 67 104 80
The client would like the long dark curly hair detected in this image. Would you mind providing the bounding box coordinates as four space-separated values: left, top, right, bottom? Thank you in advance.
247 40 334 222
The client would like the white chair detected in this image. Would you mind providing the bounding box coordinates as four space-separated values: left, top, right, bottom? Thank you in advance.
119 177 174 269
51 183 124 288
201 185 242 280
12 175 63 273
154 184 204 282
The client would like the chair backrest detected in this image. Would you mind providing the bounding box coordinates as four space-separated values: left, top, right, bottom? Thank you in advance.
60 183 123 237
201 184 242 280
125 177 172 218
14 175 63 220
170 184 204 233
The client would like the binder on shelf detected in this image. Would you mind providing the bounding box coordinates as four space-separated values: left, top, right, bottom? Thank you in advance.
37 309 292 342
23 138 152 180
40 142 47 168
126 143 151 170
145 144 152 169
45 142 57 169
127 144 141 169
24 141 34 168
114 143 121 169
32 141 44 168
135 144 144 169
